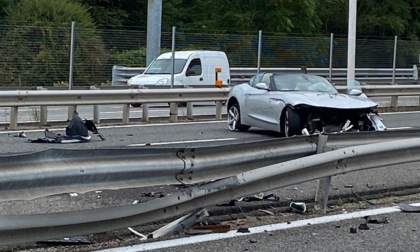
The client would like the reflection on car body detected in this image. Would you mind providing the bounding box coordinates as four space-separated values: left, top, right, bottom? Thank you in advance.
227 73 386 137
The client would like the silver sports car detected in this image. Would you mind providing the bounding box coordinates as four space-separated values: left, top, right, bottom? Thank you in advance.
227 73 386 136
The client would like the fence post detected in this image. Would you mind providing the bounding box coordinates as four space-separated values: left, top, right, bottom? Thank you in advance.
257 30 262 74
314 134 330 213
329 33 334 82
390 36 398 108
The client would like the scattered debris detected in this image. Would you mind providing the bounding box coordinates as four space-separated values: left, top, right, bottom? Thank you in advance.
344 184 354 188
29 111 104 143
290 202 306 214
286 187 298 190
128 227 147 240
249 239 258 243
237 227 250 233
358 223 370 230
350 226 357 233
237 193 280 202
216 200 236 206
236 219 247 226
13 131 26 138
351 190 375 205
366 183 373 188
142 192 163 197
69 193 78 197
258 209 275 216
186 224 231 234
145 208 209 239
396 203 420 212
364 216 389 224
37 236 93 245
133 200 140 205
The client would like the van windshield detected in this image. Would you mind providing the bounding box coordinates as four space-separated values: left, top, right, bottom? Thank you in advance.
144 59 187 74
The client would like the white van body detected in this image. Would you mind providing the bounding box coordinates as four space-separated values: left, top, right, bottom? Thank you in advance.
127 50 230 87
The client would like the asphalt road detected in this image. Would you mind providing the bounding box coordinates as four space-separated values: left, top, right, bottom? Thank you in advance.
1 111 420 251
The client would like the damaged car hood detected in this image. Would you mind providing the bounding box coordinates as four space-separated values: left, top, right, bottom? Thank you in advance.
277 91 378 109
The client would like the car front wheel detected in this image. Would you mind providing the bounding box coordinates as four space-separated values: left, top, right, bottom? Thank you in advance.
282 106 301 137
228 103 250 132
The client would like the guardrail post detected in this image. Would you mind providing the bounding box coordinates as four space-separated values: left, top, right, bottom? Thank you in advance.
37 87 48 126
122 104 130 124
142 103 149 122
9 107 18 130
314 134 331 213
90 86 100 124
187 102 193 120
169 103 178 122
215 101 223 120
67 105 77 121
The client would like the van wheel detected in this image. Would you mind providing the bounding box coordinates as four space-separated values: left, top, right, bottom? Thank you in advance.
131 103 142 107
228 103 250 132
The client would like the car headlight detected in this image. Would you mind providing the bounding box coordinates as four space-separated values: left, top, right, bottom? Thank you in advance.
156 78 169 85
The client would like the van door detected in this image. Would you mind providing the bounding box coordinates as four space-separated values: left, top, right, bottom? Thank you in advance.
184 58 204 86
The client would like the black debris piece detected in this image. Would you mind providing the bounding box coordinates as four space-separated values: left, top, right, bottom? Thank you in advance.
290 202 306 214
350 226 357 233
358 223 370 230
216 200 236 207
37 235 93 245
364 216 389 224
237 227 250 233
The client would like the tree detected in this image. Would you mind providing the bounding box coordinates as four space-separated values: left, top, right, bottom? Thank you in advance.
0 0 108 86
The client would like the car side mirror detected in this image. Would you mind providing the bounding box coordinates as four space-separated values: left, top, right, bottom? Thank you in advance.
348 89 363 96
255 83 269 90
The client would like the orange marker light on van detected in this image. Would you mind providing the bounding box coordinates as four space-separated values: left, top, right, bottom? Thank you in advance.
215 67 222 87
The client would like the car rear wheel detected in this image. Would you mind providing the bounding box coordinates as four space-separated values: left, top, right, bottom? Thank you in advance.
228 103 250 132
283 106 301 137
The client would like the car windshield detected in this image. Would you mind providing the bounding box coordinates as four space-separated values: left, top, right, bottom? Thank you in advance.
144 59 187 74
273 74 337 93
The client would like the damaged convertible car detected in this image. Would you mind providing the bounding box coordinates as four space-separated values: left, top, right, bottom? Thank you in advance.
227 73 386 136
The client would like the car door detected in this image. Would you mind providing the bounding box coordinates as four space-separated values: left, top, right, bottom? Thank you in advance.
245 73 279 130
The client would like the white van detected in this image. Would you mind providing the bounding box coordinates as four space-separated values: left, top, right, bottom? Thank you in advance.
127 50 230 87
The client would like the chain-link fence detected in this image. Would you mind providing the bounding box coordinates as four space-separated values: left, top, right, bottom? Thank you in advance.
0 24 419 87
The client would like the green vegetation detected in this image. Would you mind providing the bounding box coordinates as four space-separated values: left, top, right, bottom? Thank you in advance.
0 0 419 86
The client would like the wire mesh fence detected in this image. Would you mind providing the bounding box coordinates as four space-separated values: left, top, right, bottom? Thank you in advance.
0 24 418 87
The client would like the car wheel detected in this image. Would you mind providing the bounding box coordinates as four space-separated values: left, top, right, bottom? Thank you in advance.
228 103 250 131
283 106 301 137
131 103 142 107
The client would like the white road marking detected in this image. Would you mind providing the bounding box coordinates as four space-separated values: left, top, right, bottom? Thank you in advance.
128 138 236 146
97 202 420 252
386 127 413 130
381 111 420 115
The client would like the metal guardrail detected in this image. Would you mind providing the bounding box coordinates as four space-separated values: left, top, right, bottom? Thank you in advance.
112 65 419 86
1 130 420 245
2 84 420 130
